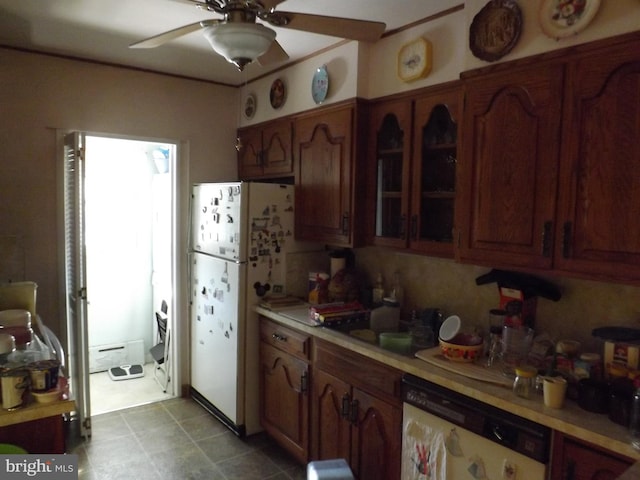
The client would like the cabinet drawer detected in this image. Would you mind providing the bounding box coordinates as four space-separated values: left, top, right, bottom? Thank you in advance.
260 317 310 360
313 339 402 406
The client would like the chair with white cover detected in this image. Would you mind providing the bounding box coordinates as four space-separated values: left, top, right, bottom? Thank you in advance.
149 303 170 392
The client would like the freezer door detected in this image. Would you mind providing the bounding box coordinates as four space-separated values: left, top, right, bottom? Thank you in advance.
401 403 547 480
190 252 246 426
191 183 246 261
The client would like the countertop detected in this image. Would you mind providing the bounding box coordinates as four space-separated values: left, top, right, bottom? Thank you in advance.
256 305 640 462
0 398 75 428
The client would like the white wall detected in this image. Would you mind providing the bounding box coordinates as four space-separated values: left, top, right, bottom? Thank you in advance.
0 48 238 387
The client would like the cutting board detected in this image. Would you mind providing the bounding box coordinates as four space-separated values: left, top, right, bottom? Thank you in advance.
415 347 512 387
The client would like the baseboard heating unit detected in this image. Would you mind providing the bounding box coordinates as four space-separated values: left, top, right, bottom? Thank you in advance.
89 340 145 373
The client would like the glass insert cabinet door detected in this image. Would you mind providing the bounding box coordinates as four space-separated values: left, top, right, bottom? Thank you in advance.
410 91 460 258
370 89 460 257
370 100 412 249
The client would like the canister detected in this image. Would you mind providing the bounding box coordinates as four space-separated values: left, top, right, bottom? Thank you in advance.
1 367 29 410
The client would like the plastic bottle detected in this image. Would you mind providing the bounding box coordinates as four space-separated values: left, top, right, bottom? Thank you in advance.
389 272 404 307
370 298 400 333
372 273 385 306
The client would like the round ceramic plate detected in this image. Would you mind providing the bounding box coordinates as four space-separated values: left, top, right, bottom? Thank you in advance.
539 0 601 40
244 94 256 119
469 0 522 62
311 65 329 104
270 78 285 109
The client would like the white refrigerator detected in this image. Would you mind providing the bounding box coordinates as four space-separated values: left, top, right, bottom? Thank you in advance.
189 181 298 436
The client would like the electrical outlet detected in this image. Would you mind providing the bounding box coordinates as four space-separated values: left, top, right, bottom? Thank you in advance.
502 459 517 480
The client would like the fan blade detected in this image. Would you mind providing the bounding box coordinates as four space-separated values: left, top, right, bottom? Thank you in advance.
257 39 289 66
260 0 287 11
130 19 219 48
264 11 385 42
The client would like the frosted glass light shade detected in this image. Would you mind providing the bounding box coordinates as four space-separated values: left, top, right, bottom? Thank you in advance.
203 23 276 71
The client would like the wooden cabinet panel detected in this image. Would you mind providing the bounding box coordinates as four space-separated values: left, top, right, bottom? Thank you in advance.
554 43 640 282
310 339 402 480
550 431 633 480
295 104 363 247
237 126 263 179
238 119 293 179
457 63 564 270
260 317 310 360
411 86 461 257
367 99 413 249
310 368 351 462
261 120 293 177
259 318 309 464
350 388 402 480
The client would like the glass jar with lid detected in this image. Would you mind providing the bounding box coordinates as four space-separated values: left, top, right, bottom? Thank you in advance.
513 365 537 399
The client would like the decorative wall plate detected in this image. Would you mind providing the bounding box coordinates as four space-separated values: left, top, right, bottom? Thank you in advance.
469 0 522 62
397 37 433 83
539 0 601 40
244 93 256 119
269 78 285 109
311 65 329 105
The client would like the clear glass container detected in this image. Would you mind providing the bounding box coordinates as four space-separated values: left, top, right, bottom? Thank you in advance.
513 365 537 399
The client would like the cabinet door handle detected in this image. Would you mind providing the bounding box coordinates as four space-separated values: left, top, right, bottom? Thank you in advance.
411 215 418 240
399 214 407 240
562 221 572 258
300 371 308 393
342 213 350 235
271 332 287 342
350 399 359 425
541 221 553 257
565 459 575 480
258 150 264 167
341 393 351 418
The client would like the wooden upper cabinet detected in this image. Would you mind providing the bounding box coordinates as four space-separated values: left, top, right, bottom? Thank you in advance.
456 63 564 270
367 99 413 249
554 43 640 282
295 103 363 247
367 83 461 258
237 126 263 179
237 119 293 180
411 86 461 257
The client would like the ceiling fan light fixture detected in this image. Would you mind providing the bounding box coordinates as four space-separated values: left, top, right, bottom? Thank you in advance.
203 22 276 71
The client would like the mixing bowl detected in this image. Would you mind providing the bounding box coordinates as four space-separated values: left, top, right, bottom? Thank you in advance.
439 333 483 363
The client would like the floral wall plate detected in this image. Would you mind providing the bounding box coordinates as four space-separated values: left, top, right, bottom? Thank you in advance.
539 0 601 40
311 65 329 105
244 94 256 119
469 0 522 63
270 78 285 109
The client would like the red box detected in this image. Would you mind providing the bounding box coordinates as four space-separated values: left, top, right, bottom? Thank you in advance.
499 286 537 329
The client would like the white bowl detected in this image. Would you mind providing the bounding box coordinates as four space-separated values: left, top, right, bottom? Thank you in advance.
31 388 61 404
439 315 461 341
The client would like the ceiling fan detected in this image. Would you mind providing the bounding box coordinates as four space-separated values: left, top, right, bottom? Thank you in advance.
130 0 386 71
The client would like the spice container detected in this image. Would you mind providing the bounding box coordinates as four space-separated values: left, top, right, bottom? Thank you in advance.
513 365 537 399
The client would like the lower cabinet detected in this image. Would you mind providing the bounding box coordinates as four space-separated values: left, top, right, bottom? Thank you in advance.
550 431 633 480
259 318 310 464
311 339 402 480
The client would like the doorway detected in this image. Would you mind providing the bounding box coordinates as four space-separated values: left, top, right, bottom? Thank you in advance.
64 133 178 421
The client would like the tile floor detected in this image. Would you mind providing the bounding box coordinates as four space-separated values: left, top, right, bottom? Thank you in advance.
66 396 307 480
89 363 172 415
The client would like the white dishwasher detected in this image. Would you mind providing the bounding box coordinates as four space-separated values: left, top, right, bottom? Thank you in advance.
401 374 550 480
